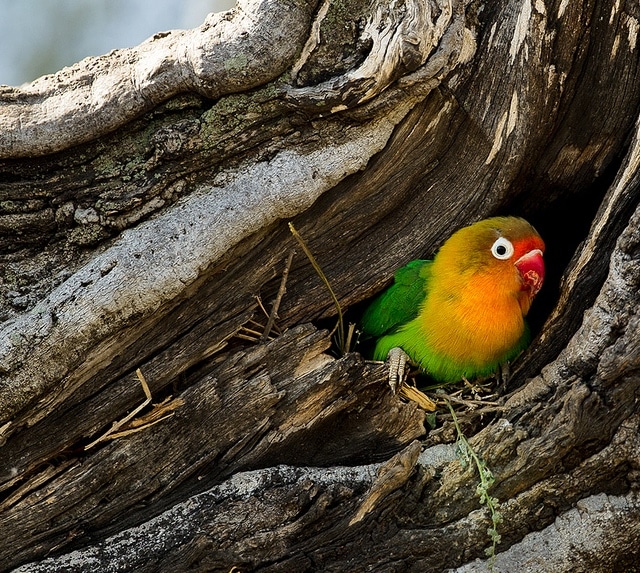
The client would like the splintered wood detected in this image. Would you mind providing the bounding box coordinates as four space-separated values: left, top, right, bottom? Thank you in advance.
84 368 183 450
397 382 437 411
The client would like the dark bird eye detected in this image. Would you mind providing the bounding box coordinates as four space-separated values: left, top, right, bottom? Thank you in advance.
491 237 514 260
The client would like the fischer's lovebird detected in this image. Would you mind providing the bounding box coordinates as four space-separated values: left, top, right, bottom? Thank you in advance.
361 217 545 389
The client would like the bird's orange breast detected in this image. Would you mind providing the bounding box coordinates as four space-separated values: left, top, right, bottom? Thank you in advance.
417 265 526 367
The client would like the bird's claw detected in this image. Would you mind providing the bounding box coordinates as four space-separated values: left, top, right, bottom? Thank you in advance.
387 347 409 393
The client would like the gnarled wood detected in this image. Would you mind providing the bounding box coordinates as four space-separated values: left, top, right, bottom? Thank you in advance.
1 0 639 571
0 0 319 158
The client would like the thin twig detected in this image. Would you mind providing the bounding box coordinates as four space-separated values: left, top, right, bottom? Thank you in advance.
344 322 356 355
240 326 266 338
235 333 261 342
254 295 270 320
262 250 295 342
437 392 502 408
248 317 273 333
439 405 504 419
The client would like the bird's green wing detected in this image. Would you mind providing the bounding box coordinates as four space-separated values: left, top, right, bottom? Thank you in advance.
361 259 432 338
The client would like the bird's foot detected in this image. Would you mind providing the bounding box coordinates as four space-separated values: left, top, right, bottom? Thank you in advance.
387 347 410 393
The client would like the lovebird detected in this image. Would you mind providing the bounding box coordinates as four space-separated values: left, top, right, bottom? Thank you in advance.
361 216 545 390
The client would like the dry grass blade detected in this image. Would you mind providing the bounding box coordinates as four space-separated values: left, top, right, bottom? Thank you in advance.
288 222 346 353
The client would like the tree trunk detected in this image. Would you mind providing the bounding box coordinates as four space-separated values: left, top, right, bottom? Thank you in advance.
1 0 639 571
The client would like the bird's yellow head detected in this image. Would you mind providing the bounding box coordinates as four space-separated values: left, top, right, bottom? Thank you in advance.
433 216 545 315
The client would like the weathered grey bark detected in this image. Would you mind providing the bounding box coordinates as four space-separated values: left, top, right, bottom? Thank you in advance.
0 0 639 571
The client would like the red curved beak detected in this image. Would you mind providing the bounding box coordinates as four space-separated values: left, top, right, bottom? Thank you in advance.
515 249 545 298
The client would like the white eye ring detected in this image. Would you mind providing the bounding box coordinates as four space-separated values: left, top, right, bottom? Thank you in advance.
491 237 514 260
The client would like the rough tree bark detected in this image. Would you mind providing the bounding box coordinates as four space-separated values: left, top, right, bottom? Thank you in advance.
0 0 639 571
